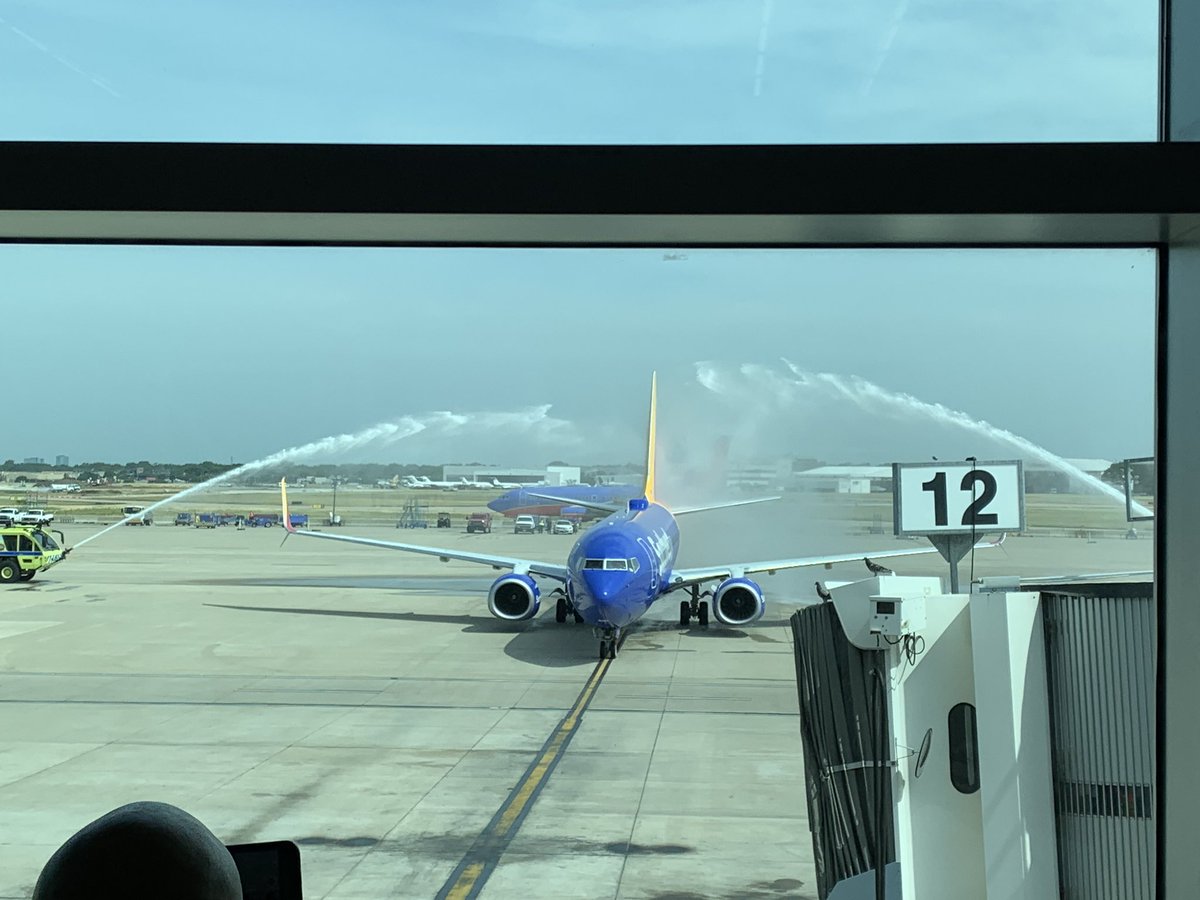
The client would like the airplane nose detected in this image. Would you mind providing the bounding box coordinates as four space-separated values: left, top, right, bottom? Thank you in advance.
581 570 628 604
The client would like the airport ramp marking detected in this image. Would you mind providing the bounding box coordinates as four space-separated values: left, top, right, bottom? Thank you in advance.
0 621 59 640
437 656 613 900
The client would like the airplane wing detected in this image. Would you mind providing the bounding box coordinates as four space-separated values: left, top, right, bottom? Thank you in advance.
664 536 1003 591
279 481 569 582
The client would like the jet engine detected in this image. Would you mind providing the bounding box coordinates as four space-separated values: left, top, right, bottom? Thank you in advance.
712 577 766 626
488 573 541 621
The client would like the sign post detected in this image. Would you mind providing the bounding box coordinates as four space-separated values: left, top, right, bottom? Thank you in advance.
892 460 1024 593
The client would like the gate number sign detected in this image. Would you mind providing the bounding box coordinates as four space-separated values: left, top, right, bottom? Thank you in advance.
893 460 1024 536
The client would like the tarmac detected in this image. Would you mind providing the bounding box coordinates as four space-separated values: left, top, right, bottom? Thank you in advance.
0 505 1152 898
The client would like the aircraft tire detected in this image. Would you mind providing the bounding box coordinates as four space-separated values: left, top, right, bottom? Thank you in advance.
555 597 567 623
679 601 690 627
599 640 609 659
608 641 617 659
698 601 709 629
0 561 19 583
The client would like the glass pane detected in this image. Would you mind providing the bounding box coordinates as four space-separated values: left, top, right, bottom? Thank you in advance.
0 2 1158 142
2 245 1154 899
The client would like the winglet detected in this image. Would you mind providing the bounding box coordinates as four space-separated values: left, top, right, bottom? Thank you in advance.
280 478 297 534
644 372 658 504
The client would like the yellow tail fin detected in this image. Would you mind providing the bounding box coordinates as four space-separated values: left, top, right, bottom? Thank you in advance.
644 372 658 503
280 478 291 528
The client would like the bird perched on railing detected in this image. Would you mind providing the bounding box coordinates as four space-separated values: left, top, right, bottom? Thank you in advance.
864 558 893 575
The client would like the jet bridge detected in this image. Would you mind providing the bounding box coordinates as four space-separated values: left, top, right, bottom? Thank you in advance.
791 576 1154 899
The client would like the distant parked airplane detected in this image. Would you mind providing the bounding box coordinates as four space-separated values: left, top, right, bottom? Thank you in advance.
282 374 962 658
458 478 494 490
400 476 459 490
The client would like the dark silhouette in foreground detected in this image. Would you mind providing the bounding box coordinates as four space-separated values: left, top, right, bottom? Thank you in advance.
34 801 242 900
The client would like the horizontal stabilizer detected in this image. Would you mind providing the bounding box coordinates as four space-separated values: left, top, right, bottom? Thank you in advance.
524 491 625 514
670 496 780 516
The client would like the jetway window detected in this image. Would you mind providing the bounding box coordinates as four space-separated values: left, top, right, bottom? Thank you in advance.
948 702 980 794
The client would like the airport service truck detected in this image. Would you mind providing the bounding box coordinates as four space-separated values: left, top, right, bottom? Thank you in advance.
16 509 53 526
121 506 153 526
466 513 492 534
0 524 68 583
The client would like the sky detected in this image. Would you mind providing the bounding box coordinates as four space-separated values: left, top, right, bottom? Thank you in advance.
1 2 1161 469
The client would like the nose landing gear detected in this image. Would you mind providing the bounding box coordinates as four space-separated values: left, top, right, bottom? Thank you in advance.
598 627 621 659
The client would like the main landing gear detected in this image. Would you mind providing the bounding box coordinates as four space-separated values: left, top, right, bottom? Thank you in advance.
553 591 585 625
678 585 709 628
598 627 620 659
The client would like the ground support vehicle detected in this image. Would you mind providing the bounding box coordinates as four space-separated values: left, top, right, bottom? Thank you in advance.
121 506 153 525
195 514 219 528
174 513 194 526
514 515 536 534
0 509 18 526
16 509 53 526
466 513 492 534
288 514 309 528
437 513 452 528
0 524 68 583
553 518 576 534
248 514 280 527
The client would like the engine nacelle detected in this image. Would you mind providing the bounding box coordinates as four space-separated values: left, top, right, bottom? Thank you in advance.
488 573 541 621
712 577 766 626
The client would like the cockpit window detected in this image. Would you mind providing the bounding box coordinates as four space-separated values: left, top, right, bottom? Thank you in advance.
585 558 633 571
629 558 640 572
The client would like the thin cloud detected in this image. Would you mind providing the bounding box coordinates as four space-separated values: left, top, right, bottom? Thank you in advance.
0 14 121 98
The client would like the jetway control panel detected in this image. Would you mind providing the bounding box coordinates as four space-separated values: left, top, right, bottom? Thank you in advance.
869 595 927 638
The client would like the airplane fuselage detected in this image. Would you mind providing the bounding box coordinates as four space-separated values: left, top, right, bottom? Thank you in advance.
565 502 679 629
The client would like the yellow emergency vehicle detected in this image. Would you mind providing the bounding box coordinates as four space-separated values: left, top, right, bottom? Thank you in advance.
0 525 69 583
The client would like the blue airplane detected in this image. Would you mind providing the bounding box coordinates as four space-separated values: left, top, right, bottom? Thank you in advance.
280 374 943 659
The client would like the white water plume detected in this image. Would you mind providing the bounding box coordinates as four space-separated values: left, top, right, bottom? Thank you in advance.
696 359 1152 517
73 405 580 549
